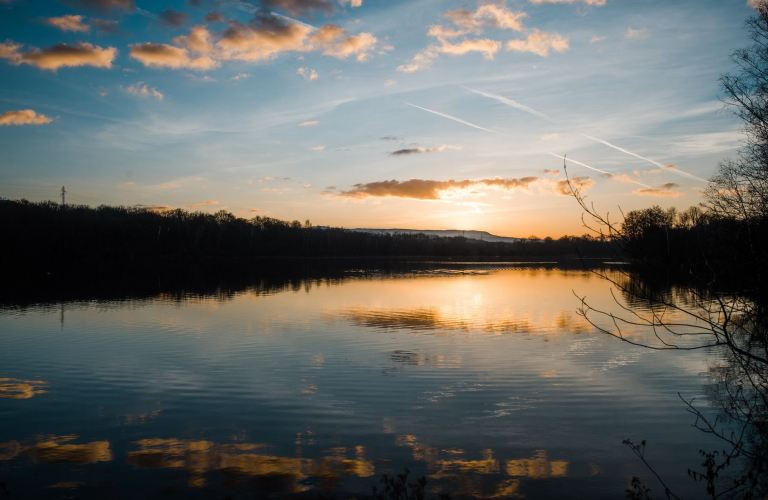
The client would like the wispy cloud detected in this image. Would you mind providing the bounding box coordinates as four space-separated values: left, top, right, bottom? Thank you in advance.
312 145 325 151
187 200 219 208
298 67 318 80
625 27 648 39
126 81 164 100
506 29 569 57
45 15 90 33
299 120 319 126
634 182 682 197
404 102 496 133
389 145 461 156
590 34 605 44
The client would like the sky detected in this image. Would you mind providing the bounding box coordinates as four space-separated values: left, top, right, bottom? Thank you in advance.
0 0 758 237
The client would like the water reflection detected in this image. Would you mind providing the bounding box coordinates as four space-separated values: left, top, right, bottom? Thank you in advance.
128 438 374 490
1 435 112 464
332 306 593 336
0 378 47 399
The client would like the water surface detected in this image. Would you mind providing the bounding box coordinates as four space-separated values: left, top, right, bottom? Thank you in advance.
0 261 721 499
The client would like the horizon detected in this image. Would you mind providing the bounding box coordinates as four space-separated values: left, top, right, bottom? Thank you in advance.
0 0 754 238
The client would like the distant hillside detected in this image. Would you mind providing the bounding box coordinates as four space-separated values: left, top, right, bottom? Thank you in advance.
351 228 527 243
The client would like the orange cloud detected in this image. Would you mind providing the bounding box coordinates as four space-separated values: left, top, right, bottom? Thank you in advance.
311 25 377 61
46 15 91 33
130 27 219 71
0 109 53 126
549 176 594 196
329 176 539 200
297 67 318 80
438 38 500 59
0 41 117 71
339 0 363 6
217 18 313 62
506 29 569 56
633 183 682 197
126 82 164 100
299 120 319 126
187 200 220 208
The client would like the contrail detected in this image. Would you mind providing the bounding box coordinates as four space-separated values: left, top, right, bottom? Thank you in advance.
458 85 551 121
221 0 317 30
549 153 651 189
404 102 496 133
582 134 708 182
136 8 159 20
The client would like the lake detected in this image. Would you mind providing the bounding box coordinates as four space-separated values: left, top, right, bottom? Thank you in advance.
0 261 723 499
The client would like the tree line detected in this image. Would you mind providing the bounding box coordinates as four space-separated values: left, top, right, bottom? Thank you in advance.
0 199 613 260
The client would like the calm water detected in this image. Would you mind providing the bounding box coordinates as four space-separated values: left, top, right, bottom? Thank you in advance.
0 262 722 499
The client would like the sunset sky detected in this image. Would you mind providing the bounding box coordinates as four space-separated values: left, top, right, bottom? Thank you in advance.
0 0 756 237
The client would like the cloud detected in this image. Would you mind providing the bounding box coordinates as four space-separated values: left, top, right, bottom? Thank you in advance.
506 29 568 56
440 2 528 36
541 133 558 140
299 120 319 126
217 17 313 62
329 176 539 200
230 72 251 80
46 15 90 33
540 169 559 175
78 0 135 11
384 79 396 86
633 183 682 197
0 41 117 71
310 24 377 61
339 0 362 6
437 38 500 59
205 12 224 22
401 1 562 71
298 67 318 80
589 34 605 44
389 144 461 156
187 200 219 208
92 19 122 34
599 172 640 184
158 8 187 27
241 208 262 213
259 0 335 16
625 27 648 39
129 17 377 72
0 109 53 126
549 175 594 195
130 27 219 71
126 81 164 100
380 136 401 141
312 145 325 150
397 48 438 72
529 0 607 5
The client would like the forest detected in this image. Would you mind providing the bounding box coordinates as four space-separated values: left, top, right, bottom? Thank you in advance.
0 199 614 260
